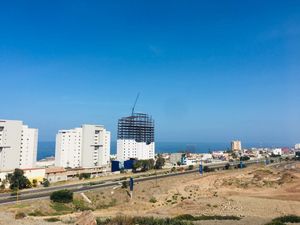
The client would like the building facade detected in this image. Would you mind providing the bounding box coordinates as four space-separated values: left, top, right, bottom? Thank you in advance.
295 143 300 150
0 120 38 171
117 113 155 161
55 128 82 168
55 124 110 168
231 140 242 152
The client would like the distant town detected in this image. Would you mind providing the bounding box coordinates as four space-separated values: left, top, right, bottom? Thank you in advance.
1 112 300 190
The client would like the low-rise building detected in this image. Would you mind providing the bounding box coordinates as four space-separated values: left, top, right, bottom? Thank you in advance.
272 148 282 156
169 153 183 165
23 168 46 184
45 167 68 183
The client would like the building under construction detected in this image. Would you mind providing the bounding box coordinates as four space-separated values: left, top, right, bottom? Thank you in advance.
118 113 154 144
117 113 155 161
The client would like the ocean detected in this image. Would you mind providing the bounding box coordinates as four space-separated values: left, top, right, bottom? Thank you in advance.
37 141 231 160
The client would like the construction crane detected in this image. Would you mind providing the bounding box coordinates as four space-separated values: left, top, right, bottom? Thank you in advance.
131 93 140 115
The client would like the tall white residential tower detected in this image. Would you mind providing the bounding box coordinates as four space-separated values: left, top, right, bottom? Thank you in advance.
55 124 110 168
0 120 38 171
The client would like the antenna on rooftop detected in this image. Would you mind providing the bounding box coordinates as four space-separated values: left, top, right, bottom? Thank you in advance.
132 92 140 115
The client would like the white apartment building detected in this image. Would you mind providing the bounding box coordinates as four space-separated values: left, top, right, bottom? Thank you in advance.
81 125 111 168
231 140 242 151
55 124 110 168
55 128 82 168
117 113 155 161
117 139 155 161
0 120 38 171
295 143 300 150
272 148 282 156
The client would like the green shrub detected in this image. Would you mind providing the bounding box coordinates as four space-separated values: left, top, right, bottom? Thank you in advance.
79 173 91 180
149 197 157 203
274 215 300 223
265 221 284 225
50 189 73 203
265 215 300 225
50 202 73 215
203 166 214 172
42 178 50 187
121 181 128 189
44 217 60 222
187 165 194 170
96 216 192 225
73 199 93 211
15 212 26 219
175 214 195 221
28 210 46 217
175 214 241 221
32 179 38 187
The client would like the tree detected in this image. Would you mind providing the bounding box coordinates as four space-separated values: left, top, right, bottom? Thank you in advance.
132 160 142 173
79 173 91 180
224 163 231 170
8 169 32 190
0 177 8 190
188 165 194 170
42 178 50 187
155 155 165 169
121 181 128 189
240 156 250 161
32 179 38 187
231 152 238 159
141 159 154 171
132 159 155 172
50 189 73 203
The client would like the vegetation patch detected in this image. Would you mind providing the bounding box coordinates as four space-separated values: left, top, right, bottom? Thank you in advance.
96 198 117 209
175 214 241 221
15 212 26 219
50 202 73 215
50 189 73 203
28 210 47 217
265 215 300 225
149 197 157 203
44 217 61 222
73 199 93 211
96 216 192 225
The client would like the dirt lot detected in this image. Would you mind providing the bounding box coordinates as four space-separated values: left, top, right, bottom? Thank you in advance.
0 162 299 225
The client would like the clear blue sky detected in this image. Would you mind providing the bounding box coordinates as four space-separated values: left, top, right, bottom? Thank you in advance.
0 0 299 145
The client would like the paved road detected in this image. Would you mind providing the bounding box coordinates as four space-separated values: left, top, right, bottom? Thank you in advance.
0 158 279 205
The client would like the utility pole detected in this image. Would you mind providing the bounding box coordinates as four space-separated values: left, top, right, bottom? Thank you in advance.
199 159 203 175
129 177 134 199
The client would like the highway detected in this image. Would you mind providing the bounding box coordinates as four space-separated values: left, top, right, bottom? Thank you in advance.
0 158 283 205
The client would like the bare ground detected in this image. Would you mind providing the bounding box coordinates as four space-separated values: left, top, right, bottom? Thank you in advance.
0 162 299 225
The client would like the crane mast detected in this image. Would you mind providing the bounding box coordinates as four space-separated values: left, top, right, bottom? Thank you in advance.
132 93 140 115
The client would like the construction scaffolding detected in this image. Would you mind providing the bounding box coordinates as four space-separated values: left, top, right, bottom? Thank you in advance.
118 113 154 144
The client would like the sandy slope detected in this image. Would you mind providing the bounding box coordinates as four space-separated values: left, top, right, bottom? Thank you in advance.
0 162 299 225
